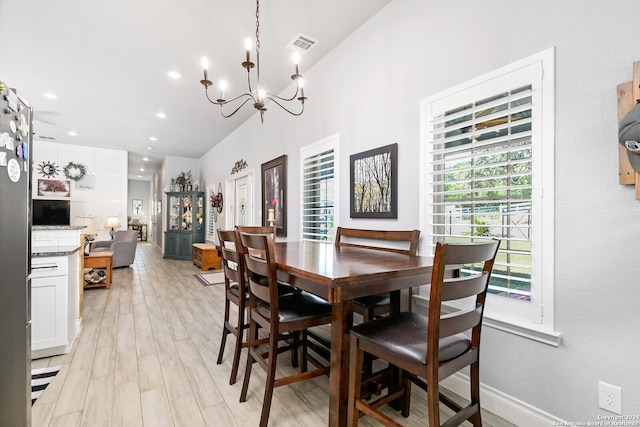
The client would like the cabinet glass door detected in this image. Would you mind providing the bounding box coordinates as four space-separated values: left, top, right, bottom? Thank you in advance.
182 194 192 230
195 193 204 231
169 194 180 230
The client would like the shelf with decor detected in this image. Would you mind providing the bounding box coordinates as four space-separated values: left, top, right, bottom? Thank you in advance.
164 191 205 260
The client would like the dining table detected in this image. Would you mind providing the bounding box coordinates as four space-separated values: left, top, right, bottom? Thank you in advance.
273 241 433 427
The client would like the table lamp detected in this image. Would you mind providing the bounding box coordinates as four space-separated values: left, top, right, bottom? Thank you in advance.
104 216 122 239
73 216 97 255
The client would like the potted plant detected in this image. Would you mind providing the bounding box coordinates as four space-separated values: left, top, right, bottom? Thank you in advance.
175 170 192 191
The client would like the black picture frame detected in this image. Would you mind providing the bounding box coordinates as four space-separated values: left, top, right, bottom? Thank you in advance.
261 155 287 236
350 143 397 218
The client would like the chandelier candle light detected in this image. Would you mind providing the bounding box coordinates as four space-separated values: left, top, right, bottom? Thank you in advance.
199 0 306 123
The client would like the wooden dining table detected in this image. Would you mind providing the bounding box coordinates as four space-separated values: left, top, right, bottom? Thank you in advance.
273 241 433 427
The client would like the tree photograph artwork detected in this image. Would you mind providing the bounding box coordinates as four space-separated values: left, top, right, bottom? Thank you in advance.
350 143 397 218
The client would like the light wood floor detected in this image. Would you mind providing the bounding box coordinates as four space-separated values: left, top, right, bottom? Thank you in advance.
31 242 516 427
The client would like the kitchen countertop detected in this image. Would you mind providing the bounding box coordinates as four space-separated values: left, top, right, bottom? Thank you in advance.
32 225 86 231
32 245 82 257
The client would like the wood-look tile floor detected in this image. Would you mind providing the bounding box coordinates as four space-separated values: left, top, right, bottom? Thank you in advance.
31 242 516 427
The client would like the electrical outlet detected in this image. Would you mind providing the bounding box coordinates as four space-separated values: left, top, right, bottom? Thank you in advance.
598 381 622 415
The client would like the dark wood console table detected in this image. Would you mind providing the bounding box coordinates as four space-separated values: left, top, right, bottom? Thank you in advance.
128 223 147 241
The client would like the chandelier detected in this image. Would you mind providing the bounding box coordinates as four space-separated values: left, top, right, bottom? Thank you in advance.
199 0 306 123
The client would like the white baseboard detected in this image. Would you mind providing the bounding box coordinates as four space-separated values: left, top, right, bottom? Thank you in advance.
440 373 563 426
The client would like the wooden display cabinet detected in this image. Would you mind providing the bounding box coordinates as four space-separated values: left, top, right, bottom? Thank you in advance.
164 191 205 260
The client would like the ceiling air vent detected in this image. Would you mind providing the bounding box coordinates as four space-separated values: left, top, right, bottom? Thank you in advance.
288 33 318 54
37 135 57 141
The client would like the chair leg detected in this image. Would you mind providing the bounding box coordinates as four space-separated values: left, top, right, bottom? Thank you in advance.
426 374 440 426
239 318 258 403
400 371 411 418
347 335 364 427
300 330 308 372
291 331 299 368
216 298 231 365
362 308 374 377
259 327 280 427
229 303 246 385
469 361 482 426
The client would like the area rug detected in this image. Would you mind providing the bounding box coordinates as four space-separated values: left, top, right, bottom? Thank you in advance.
194 271 226 286
31 365 62 405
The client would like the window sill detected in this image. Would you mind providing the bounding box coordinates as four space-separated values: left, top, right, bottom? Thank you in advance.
413 295 562 347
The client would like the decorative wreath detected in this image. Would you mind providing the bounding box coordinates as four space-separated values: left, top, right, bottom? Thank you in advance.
63 162 87 181
210 191 223 213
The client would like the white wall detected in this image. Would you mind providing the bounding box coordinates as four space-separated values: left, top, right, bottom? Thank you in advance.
33 140 128 241
198 0 640 421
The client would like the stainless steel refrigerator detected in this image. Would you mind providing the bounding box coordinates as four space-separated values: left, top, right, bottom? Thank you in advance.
0 82 33 426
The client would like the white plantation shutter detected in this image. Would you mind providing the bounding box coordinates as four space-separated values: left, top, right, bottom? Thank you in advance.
420 49 556 338
301 135 340 242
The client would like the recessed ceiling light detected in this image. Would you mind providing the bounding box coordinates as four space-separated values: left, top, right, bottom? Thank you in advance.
139 168 144 172
43 93 57 99
143 157 149 161
68 131 77 136
167 71 181 79
156 112 166 119
147 146 153 151
149 136 157 141
138 174 143 178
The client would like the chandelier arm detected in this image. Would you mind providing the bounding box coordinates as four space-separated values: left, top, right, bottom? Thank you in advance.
220 92 256 105
266 86 300 102
220 97 255 118
265 96 305 116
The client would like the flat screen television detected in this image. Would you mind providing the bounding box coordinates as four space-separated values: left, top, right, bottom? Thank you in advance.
32 199 71 226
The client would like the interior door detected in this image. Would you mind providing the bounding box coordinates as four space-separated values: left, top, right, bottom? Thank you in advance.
225 170 254 230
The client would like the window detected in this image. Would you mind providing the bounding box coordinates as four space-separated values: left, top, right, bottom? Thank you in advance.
419 48 558 344
300 134 340 242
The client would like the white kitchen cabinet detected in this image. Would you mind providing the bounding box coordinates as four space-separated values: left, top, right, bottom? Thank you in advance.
31 258 68 354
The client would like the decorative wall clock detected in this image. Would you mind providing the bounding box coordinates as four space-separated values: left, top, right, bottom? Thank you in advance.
37 161 59 178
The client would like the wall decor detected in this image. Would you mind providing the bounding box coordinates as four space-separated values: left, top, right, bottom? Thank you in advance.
231 159 248 174
63 162 87 181
37 161 59 178
209 183 223 221
37 179 71 198
261 155 287 236
350 143 397 218
132 199 143 215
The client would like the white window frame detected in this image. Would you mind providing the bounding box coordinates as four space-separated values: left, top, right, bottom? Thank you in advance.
418 48 560 346
300 134 340 242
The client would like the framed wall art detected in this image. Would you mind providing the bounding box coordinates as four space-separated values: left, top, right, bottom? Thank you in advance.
350 143 397 218
37 179 71 198
261 154 287 237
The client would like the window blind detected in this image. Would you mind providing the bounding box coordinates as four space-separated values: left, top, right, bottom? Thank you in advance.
428 85 533 300
302 149 335 241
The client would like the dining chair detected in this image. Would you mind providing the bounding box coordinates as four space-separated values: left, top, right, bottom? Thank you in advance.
238 231 333 427
334 226 420 375
215 229 262 385
347 239 500 427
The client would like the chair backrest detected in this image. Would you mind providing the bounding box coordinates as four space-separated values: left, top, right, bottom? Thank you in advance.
235 226 277 242
238 231 280 319
236 226 277 259
427 240 500 372
217 229 245 293
334 227 420 255
114 230 138 243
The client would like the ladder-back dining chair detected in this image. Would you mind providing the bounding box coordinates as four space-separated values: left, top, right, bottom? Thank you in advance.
347 239 500 427
335 227 420 375
238 231 333 427
216 229 271 385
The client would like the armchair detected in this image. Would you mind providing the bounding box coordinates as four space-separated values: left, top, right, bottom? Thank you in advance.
91 230 138 268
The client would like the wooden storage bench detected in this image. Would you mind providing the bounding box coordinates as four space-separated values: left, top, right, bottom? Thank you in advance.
192 243 221 271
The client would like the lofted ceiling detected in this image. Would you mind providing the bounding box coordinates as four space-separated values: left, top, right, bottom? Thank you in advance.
0 0 390 181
